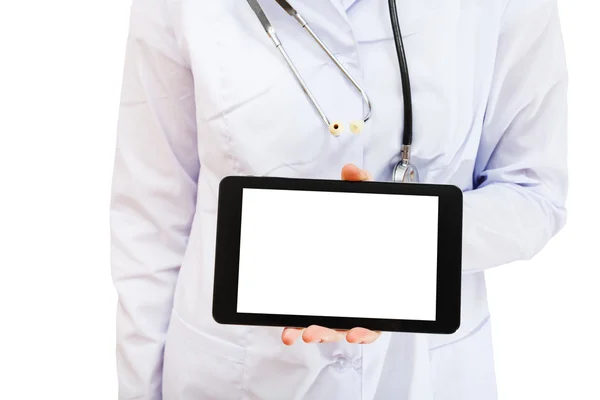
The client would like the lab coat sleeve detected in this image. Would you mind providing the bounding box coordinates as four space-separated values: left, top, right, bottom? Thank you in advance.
110 0 199 398
462 0 568 274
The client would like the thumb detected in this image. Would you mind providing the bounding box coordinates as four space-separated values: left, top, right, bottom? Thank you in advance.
341 164 372 181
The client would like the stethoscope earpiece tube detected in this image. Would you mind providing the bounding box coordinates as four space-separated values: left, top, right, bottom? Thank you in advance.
246 0 373 130
388 0 413 148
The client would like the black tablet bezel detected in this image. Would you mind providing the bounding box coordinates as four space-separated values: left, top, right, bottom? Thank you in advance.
212 176 463 334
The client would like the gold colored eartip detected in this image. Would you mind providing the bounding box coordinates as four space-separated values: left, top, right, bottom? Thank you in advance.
329 121 344 136
349 120 364 134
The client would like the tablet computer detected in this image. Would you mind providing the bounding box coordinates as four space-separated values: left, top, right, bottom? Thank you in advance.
212 176 463 334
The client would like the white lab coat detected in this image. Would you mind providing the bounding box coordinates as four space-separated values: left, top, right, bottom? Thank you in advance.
110 0 568 398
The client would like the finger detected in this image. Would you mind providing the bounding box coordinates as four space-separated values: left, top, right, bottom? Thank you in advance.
302 325 346 343
281 328 305 346
341 164 372 181
346 328 381 344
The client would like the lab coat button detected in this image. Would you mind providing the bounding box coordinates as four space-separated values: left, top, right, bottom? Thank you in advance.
332 356 362 370
332 356 348 369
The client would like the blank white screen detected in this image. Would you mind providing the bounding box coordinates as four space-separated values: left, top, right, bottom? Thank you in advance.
236 188 439 321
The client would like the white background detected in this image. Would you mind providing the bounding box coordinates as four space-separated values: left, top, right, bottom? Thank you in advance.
0 1 597 399
236 189 439 320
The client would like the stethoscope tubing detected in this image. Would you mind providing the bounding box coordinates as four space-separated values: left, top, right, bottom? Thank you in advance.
246 0 418 182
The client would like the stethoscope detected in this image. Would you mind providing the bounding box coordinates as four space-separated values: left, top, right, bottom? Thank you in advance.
246 0 419 183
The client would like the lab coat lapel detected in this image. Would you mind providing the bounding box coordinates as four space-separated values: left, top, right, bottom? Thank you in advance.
285 0 357 56
338 0 361 11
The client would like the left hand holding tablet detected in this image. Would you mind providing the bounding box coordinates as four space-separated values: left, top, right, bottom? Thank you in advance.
281 164 382 345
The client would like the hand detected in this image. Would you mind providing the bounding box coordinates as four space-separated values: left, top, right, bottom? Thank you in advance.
281 164 381 346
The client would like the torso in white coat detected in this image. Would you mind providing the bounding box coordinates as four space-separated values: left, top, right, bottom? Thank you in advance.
111 0 568 399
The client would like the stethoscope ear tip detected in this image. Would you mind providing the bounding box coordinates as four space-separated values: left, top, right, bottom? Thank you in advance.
349 120 364 134
328 120 365 136
329 121 344 136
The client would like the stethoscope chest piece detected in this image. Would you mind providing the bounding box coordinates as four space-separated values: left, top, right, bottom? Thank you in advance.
393 161 420 183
